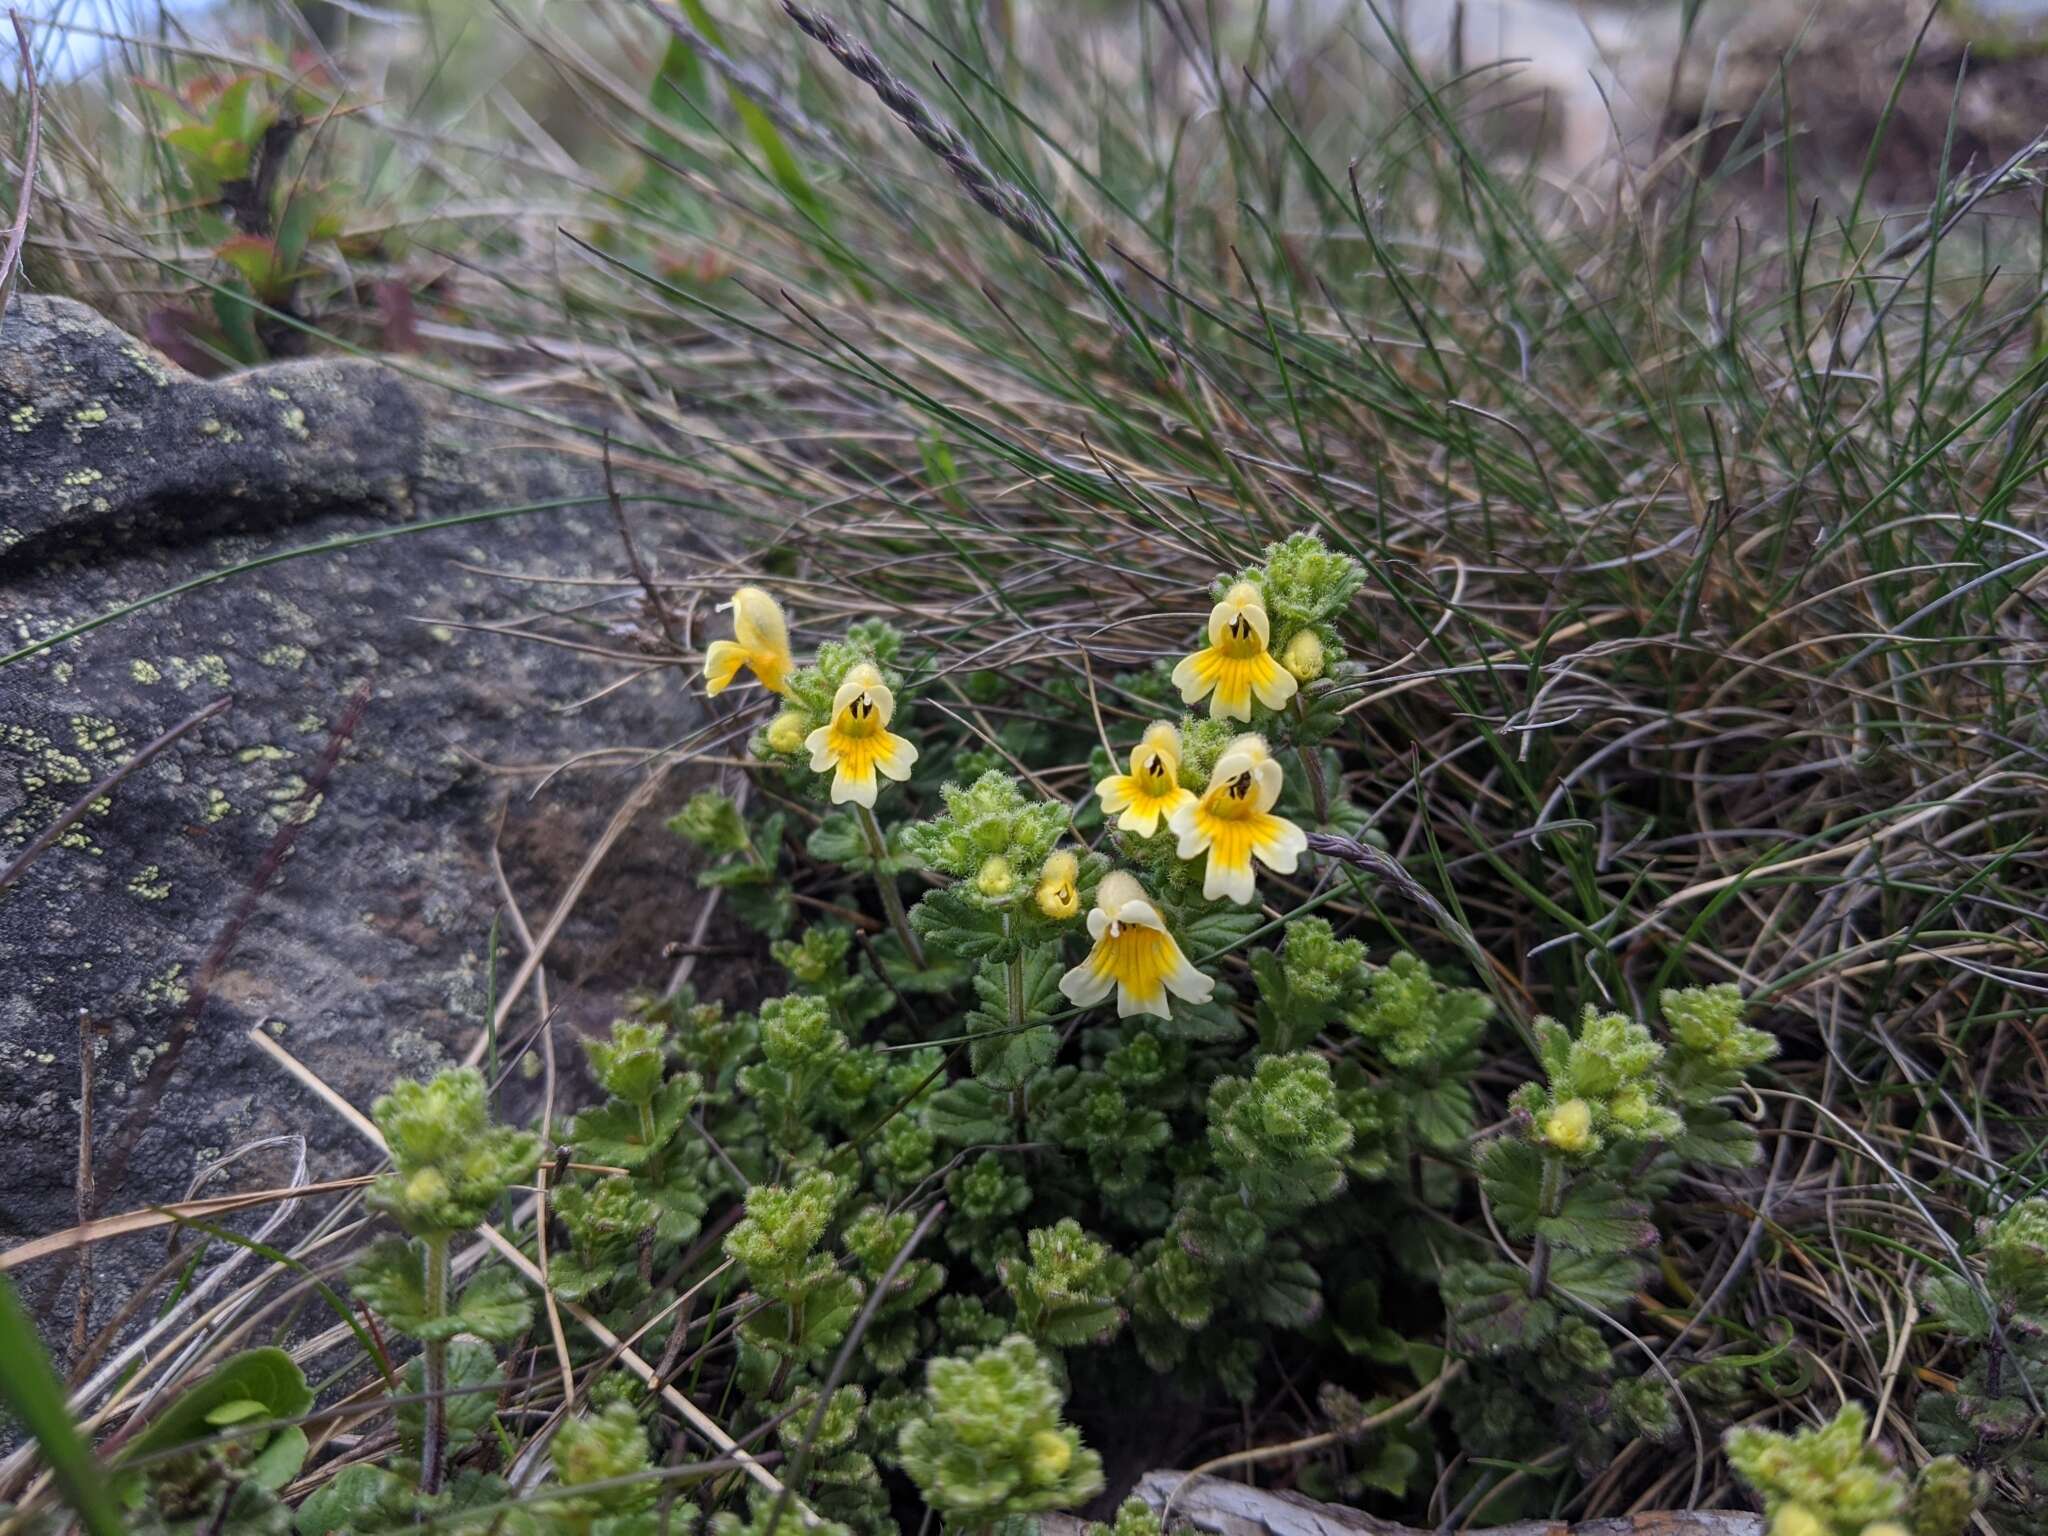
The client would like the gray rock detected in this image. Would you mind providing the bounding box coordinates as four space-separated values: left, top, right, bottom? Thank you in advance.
0 294 706 1344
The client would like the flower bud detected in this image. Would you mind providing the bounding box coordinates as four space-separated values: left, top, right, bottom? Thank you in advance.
1035 850 1080 919
976 855 1016 899
1280 629 1326 682
765 710 808 754
1541 1098 1594 1155
1026 1429 1073 1483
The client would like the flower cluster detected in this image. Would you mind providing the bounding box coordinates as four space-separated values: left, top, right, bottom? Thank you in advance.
1514 1006 1685 1159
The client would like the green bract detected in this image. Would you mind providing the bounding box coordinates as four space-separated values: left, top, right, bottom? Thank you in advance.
1207 1053 1353 1210
366 1068 540 1237
902 771 1067 901
1724 1406 1908 1536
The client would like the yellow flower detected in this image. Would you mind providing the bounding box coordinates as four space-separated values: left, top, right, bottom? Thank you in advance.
1058 871 1213 1020
1095 722 1196 837
1541 1098 1594 1155
803 662 918 808
765 709 808 754
703 586 793 696
1166 735 1307 906
1035 850 1080 920
1280 629 1325 682
1170 582 1298 721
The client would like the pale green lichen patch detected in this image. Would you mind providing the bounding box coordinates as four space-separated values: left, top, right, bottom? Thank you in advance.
72 403 109 428
130 659 162 685
204 788 233 822
165 654 232 691
237 744 288 764
127 865 171 900
122 341 173 386
62 468 104 487
143 965 189 1006
9 405 37 432
70 715 127 756
280 405 309 440
260 643 308 670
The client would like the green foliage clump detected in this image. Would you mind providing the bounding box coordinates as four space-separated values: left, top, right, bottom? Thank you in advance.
1000 1219 1132 1348
365 1068 540 1237
895 1336 1103 1528
1206 1052 1353 1209
1918 1199 2045 1522
1727 1403 1975 1536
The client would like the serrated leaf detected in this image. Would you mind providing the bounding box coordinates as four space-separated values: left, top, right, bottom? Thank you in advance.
1537 1180 1657 1255
910 887 1012 963
1667 1103 1760 1169
1178 903 1263 958
395 1340 502 1461
1033 1301 1127 1348
807 814 873 868
1407 1078 1476 1151
926 1079 1008 1145
347 1237 430 1334
453 1266 534 1343
1247 1258 1324 1328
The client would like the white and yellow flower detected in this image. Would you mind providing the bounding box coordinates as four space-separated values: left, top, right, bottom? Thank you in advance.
804 662 918 807
1035 850 1080 920
1057 871 1213 1020
1095 722 1196 837
703 586 793 696
1170 582 1298 722
1168 734 1307 905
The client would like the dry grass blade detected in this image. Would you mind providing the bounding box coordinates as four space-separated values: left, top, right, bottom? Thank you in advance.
0 1176 375 1273
0 10 39 324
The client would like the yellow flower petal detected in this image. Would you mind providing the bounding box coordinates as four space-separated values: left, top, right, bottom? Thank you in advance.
706 587 794 695
1058 871 1213 1019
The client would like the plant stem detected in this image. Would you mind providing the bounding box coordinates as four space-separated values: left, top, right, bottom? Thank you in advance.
855 803 924 967
1005 915 1027 1127
419 1233 451 1494
1526 1155 1567 1301
1291 696 1329 826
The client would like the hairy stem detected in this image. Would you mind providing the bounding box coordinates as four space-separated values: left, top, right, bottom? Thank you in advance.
418 1233 451 1494
1526 1155 1567 1301
855 803 925 967
1291 696 1329 826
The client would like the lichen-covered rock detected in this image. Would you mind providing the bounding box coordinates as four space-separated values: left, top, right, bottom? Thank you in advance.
0 294 702 1345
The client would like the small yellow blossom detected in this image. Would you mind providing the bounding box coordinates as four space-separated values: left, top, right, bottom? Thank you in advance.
1058 871 1213 1020
1541 1098 1595 1155
804 662 918 808
765 710 808 754
1166 735 1307 906
1280 629 1325 683
1171 582 1298 722
1095 722 1196 837
703 586 793 696
977 856 1016 899
1035 850 1080 919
